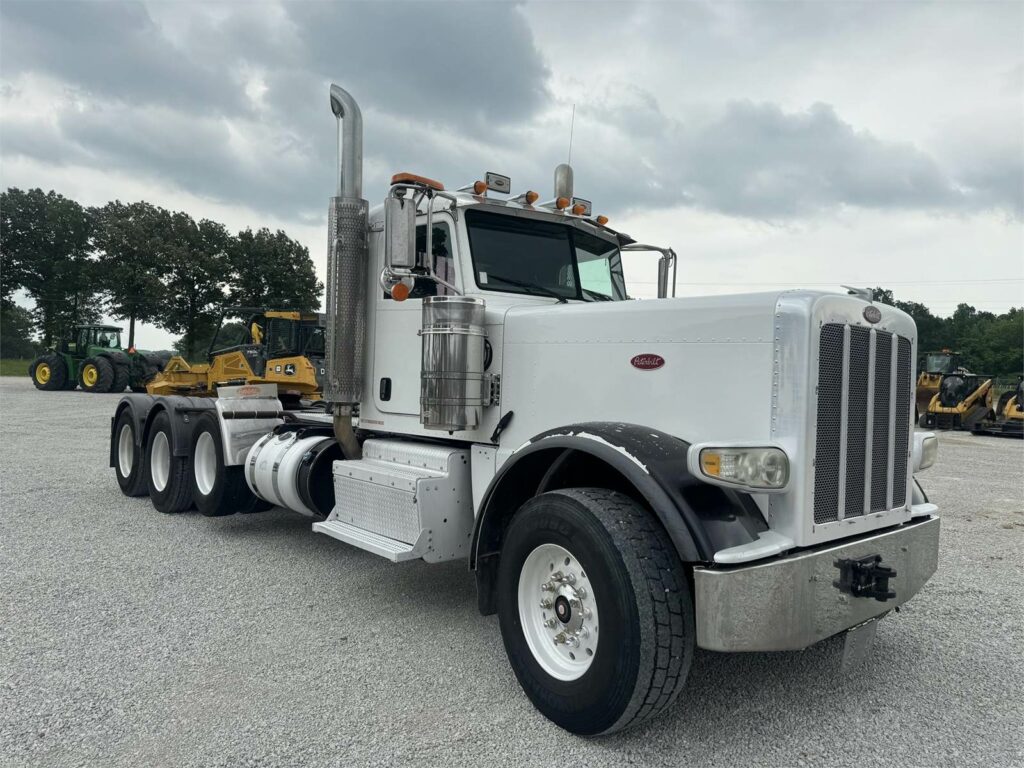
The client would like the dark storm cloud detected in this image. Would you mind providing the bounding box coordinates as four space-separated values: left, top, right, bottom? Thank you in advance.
0 0 1019 222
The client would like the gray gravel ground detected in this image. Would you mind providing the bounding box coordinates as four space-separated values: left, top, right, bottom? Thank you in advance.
1 376 1022 767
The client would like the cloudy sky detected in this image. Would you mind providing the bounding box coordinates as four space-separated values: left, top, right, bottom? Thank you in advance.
2 0 1021 348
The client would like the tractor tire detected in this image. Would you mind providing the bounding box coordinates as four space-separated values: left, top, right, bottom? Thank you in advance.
113 408 148 497
145 410 193 514
189 412 263 516
79 356 115 393
496 488 695 736
29 354 66 391
111 364 130 394
131 365 158 393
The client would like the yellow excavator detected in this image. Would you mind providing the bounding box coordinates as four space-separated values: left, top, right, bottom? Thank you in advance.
147 308 325 402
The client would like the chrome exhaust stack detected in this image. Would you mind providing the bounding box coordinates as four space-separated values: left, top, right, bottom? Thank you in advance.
325 84 367 458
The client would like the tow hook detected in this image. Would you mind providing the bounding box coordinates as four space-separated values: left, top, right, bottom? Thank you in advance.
833 555 897 602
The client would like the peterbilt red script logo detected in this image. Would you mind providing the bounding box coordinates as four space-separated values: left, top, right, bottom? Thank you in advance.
630 354 665 370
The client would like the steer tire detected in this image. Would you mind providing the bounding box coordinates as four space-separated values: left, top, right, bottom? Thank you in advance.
113 408 148 497
29 354 66 391
80 356 115 393
496 488 695 736
145 410 193 514
189 412 261 517
111 364 130 394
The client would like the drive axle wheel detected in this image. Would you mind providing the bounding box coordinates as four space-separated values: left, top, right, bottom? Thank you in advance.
145 410 192 513
113 409 148 497
79 356 114 393
189 412 265 516
497 488 695 736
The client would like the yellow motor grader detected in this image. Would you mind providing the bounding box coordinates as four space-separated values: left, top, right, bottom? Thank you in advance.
147 309 325 402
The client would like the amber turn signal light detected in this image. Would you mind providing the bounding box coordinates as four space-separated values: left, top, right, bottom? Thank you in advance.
555 197 570 210
390 282 411 301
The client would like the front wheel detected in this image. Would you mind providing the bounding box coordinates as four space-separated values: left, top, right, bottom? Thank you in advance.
29 354 66 391
496 488 695 736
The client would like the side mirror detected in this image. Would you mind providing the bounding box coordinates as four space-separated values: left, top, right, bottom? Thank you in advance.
385 196 416 269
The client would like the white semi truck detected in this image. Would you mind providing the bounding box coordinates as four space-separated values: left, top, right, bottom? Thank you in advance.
109 84 941 736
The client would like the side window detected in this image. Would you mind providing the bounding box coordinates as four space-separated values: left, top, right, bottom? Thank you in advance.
384 222 454 300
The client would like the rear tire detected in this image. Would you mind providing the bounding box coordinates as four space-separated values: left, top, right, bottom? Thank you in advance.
29 354 66 391
189 412 263 516
145 410 192 513
113 409 148 497
80 356 115 392
496 488 695 736
111 364 130 393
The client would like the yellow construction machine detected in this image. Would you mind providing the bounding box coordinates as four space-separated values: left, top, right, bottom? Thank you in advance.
972 377 1023 438
147 309 326 402
918 351 993 431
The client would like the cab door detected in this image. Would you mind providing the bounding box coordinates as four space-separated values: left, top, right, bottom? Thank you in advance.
372 215 459 415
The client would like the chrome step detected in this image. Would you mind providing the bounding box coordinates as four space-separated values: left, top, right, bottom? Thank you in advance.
314 439 473 564
312 519 425 562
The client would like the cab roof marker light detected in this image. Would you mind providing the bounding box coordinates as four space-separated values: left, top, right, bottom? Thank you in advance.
391 172 444 191
571 197 592 216
511 190 540 205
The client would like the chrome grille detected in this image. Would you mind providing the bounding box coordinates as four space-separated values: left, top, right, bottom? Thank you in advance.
813 323 913 525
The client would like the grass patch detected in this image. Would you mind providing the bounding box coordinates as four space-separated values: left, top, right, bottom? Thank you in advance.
0 359 34 377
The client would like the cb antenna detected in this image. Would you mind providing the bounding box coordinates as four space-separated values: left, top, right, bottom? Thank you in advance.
567 103 575 165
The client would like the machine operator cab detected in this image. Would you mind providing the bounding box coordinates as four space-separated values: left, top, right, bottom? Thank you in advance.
368 170 678 419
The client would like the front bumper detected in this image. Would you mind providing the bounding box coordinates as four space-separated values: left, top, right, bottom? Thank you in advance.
693 516 940 652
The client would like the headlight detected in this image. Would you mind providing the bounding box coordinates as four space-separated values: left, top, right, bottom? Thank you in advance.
692 445 790 492
913 432 938 472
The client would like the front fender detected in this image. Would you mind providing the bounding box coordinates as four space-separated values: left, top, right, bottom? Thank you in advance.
471 422 769 570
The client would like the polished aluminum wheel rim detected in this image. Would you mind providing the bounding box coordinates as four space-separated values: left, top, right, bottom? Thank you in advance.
517 543 598 681
150 431 170 492
117 423 134 477
194 431 217 497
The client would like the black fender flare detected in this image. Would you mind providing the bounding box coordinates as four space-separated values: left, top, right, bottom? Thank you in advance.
109 394 216 468
469 422 769 612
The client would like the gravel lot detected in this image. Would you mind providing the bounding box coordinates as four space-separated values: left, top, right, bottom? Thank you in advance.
1 376 1022 767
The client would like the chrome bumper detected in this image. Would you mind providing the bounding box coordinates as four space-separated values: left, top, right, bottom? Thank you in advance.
693 516 940 652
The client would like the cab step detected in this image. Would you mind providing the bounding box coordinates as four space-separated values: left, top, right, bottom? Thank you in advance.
312 439 473 563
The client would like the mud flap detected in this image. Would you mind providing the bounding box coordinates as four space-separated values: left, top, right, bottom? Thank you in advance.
841 616 885 672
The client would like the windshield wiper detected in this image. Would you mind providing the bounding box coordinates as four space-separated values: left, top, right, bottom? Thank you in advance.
486 273 568 303
581 288 614 301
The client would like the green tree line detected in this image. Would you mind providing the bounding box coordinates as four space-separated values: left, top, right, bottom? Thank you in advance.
871 288 1022 378
0 188 322 358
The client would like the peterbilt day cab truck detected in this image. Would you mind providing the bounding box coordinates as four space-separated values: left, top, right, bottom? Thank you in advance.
109 84 941 736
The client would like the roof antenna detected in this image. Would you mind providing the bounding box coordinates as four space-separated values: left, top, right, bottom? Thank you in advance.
567 103 575 165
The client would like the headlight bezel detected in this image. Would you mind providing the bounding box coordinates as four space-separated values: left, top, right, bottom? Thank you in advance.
687 443 791 493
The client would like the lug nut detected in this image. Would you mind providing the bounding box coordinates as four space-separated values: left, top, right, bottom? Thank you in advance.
539 598 553 609
563 573 576 584
540 582 553 592
576 587 587 599
551 571 564 582
544 618 557 629
553 632 567 645
565 635 580 648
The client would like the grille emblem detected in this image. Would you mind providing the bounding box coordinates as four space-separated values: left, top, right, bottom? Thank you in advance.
631 354 664 370
863 305 882 324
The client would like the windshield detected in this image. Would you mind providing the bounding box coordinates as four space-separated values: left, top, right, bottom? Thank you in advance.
925 353 954 373
465 209 626 301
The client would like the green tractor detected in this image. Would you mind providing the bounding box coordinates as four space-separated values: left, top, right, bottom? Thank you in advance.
28 324 172 394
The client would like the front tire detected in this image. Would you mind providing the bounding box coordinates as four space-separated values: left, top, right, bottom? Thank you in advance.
496 488 695 736
189 412 264 516
29 354 66 391
113 409 148 497
145 410 192 513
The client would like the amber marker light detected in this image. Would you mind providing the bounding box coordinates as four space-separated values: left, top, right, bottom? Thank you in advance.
555 197 570 210
595 215 609 226
390 283 411 301
472 180 487 195
525 191 539 204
